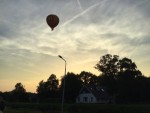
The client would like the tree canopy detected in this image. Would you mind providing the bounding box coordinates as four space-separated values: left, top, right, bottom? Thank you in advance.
36 74 59 99
95 54 142 79
1 54 149 104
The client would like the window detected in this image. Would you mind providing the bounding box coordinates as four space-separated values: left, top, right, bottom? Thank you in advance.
78 97 80 102
83 97 88 102
91 97 93 102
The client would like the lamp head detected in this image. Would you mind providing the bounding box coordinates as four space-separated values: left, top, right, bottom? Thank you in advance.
58 55 66 62
58 55 63 59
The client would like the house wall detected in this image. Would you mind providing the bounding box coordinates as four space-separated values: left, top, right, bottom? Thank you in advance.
76 93 97 103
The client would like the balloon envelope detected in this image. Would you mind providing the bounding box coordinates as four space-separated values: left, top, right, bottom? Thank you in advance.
46 14 59 31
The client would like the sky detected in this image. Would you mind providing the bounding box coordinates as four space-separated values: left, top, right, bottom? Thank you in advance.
0 0 150 92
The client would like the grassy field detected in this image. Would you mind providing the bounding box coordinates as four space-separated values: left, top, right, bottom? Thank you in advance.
4 103 150 113
5 108 41 113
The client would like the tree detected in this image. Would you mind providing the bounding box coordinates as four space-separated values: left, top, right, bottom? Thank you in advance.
36 74 59 99
46 74 59 98
95 54 143 103
79 71 97 86
95 54 119 79
47 74 59 91
95 54 142 80
0 96 5 112
95 54 119 94
13 83 26 93
60 72 82 102
12 82 28 102
36 80 47 98
118 57 142 79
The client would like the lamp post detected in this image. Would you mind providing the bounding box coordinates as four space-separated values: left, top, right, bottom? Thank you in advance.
58 55 66 113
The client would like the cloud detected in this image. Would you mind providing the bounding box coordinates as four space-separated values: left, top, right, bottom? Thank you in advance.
77 0 83 11
61 1 103 27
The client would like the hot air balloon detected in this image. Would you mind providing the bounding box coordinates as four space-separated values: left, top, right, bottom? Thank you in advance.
46 14 59 31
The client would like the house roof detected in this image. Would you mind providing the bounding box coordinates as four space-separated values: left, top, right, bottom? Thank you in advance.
78 85 111 100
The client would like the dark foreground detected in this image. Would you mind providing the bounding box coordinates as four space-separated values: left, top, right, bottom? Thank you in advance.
5 103 150 113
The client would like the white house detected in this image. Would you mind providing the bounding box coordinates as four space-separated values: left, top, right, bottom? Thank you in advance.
76 85 113 104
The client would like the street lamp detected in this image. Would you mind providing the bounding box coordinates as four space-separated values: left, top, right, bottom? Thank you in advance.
58 55 66 113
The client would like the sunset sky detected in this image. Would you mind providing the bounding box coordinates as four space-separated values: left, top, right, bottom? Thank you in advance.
0 0 150 92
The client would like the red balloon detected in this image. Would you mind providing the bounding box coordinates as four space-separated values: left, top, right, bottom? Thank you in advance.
46 14 59 31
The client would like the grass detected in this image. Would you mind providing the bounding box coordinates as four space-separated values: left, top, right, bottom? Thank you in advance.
5 108 41 113
4 102 150 113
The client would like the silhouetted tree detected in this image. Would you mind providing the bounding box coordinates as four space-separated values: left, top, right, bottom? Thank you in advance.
12 82 28 102
1 92 13 102
13 83 26 93
37 74 59 99
0 96 5 112
95 54 119 94
95 54 119 79
95 54 144 103
60 72 82 102
37 80 47 98
116 57 143 103
46 74 59 98
118 57 142 80
79 71 97 86
47 74 59 91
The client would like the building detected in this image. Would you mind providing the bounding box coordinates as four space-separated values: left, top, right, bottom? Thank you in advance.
76 85 113 104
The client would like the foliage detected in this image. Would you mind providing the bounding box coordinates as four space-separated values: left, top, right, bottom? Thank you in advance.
95 54 142 79
13 83 26 93
1 54 150 104
11 83 28 102
60 72 82 102
95 54 150 103
0 96 5 112
79 71 98 86
36 74 59 99
95 54 119 78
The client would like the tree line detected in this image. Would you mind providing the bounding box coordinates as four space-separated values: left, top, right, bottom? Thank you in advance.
0 54 150 104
